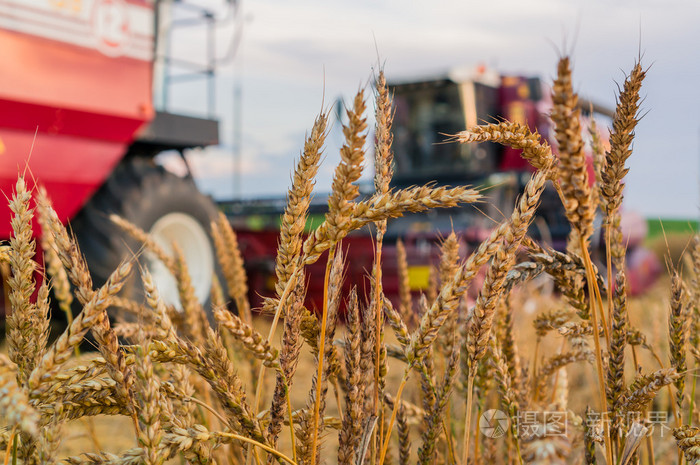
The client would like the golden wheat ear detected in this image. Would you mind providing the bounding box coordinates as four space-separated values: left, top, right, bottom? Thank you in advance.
437 232 460 357
211 212 251 323
674 426 700 463
27 260 132 393
395 239 415 327
263 112 328 318
214 306 278 368
489 336 522 455
374 70 394 198
551 56 594 245
602 66 646 442
266 279 306 449
301 91 367 266
623 368 681 414
0 355 40 438
455 121 554 173
338 288 362 465
6 177 42 385
668 268 689 421
601 61 645 221
132 344 166 465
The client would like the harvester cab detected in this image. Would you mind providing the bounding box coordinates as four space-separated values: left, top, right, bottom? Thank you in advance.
386 67 614 251
390 67 538 187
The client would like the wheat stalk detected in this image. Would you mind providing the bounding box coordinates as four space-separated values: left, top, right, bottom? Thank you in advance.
417 340 459 465
468 165 552 370
372 69 395 460
306 88 367 465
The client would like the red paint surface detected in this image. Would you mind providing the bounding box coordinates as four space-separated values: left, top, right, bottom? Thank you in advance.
0 127 127 237
0 98 148 143
0 20 153 231
0 29 153 129
236 229 443 315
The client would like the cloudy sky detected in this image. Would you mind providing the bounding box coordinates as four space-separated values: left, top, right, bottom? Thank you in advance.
165 0 700 219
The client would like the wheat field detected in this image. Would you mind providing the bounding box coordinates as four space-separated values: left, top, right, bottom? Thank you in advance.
1 56 699 465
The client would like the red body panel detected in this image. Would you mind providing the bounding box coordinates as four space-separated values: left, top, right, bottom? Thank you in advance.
0 2 154 231
236 228 442 314
0 127 126 236
236 230 380 312
0 29 153 133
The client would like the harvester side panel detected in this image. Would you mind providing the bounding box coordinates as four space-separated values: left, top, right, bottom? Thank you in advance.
0 0 155 235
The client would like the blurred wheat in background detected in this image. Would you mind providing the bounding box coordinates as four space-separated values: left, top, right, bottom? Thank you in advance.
1 54 700 465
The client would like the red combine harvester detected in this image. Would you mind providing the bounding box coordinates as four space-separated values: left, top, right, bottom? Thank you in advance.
0 2 659 318
0 0 234 313
226 67 661 311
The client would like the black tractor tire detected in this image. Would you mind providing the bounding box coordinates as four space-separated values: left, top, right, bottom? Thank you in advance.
72 156 221 310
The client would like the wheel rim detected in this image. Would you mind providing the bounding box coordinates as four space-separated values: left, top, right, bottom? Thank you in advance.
147 212 214 309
